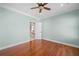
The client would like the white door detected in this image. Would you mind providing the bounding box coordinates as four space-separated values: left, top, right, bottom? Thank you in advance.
30 22 35 39
35 22 42 39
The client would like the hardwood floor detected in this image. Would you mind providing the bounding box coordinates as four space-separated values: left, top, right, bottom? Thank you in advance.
0 39 79 56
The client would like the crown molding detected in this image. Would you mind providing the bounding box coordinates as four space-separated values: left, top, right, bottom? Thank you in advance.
0 5 37 20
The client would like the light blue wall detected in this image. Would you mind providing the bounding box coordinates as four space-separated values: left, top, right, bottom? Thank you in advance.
0 7 35 48
0 6 79 49
42 9 79 46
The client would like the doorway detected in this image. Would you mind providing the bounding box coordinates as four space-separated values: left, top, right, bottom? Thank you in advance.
30 22 42 40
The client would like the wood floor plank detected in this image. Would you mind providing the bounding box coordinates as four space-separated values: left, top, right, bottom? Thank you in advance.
0 39 79 56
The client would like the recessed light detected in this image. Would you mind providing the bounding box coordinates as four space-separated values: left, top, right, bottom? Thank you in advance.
60 4 64 7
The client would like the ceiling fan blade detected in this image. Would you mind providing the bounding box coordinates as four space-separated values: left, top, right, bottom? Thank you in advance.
31 7 39 9
42 3 48 6
37 3 42 6
39 9 42 13
44 7 51 10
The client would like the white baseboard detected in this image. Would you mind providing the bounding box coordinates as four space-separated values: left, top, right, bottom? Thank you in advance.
0 39 79 51
0 40 31 51
44 38 79 48
0 39 41 51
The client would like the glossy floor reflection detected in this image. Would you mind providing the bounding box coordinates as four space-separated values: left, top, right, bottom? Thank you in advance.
0 39 79 56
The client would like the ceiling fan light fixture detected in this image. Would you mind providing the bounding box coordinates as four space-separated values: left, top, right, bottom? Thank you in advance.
39 6 43 9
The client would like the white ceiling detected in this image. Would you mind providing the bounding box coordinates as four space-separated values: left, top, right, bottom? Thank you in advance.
0 3 79 20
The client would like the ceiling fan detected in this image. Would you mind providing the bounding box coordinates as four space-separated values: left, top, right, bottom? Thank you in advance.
31 3 51 13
